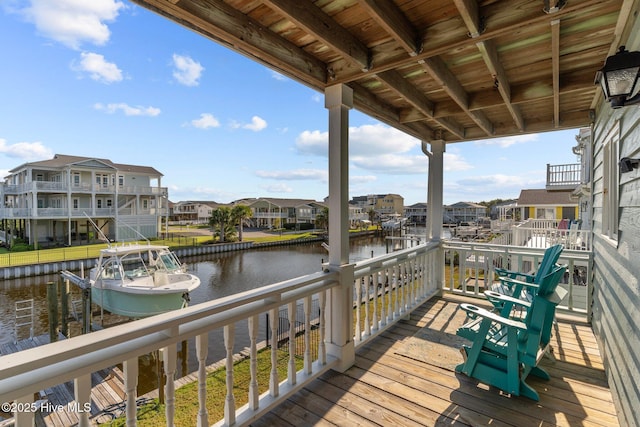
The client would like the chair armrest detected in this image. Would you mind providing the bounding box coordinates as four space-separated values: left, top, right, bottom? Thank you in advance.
484 291 532 309
494 268 535 282
498 276 540 291
459 303 527 330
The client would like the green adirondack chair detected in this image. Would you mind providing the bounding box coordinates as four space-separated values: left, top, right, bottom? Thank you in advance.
455 264 568 401
487 244 564 317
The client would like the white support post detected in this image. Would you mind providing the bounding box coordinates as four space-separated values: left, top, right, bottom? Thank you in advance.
74 373 91 427
325 84 355 372
424 139 445 292
123 357 138 427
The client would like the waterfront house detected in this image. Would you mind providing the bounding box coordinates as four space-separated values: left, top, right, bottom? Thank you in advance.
241 197 326 229
404 202 427 225
350 194 405 218
444 201 487 224
2 2 639 427
171 200 222 224
0 154 167 247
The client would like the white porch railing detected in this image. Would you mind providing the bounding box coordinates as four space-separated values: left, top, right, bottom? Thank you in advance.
0 242 440 427
442 241 592 317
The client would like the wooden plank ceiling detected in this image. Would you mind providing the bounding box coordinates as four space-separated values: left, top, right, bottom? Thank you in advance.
131 0 632 143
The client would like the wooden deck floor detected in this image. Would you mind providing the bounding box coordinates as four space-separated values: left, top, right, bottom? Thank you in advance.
255 295 619 427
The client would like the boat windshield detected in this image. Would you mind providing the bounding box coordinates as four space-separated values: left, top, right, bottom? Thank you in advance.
158 252 182 272
120 254 150 278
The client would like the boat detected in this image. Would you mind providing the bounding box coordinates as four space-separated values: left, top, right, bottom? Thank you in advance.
87 244 201 318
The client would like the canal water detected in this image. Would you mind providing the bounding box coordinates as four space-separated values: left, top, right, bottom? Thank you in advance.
0 235 399 394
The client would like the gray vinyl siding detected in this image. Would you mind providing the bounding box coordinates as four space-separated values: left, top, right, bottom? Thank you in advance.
591 106 640 427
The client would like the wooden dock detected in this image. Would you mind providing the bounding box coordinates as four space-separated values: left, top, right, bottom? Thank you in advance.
0 334 130 426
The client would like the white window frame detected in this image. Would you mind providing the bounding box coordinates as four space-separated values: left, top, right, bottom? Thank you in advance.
72 173 81 186
73 198 79 209
602 122 619 242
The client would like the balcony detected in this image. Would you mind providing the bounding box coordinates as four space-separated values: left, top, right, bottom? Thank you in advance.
546 163 582 191
0 241 613 426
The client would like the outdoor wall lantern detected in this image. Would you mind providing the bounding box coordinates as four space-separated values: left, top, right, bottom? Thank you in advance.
595 46 640 109
620 157 640 173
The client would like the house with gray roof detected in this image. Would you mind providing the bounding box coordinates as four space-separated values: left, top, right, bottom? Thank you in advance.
0 154 168 247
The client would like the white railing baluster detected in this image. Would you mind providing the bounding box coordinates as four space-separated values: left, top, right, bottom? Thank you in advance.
269 308 279 397
364 275 371 337
75 373 91 427
162 344 176 426
123 357 138 427
392 264 399 319
248 315 259 410
372 271 379 332
303 296 312 374
355 277 362 343
386 267 392 324
195 333 209 427
288 302 296 385
223 324 236 425
319 290 327 365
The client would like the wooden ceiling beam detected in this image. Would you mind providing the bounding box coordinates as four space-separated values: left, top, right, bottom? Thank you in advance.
376 70 465 138
419 57 494 135
263 0 371 71
475 40 525 131
453 0 524 131
551 19 561 128
358 0 422 56
364 0 493 136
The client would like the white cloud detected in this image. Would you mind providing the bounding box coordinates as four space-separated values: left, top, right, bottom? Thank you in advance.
261 183 293 194
255 169 327 181
0 138 53 160
296 124 419 158
190 113 220 129
456 173 544 188
244 116 267 132
73 52 123 83
172 54 204 87
474 133 539 148
444 152 473 172
16 0 124 49
350 175 377 184
94 102 160 116
351 154 427 175
270 70 287 81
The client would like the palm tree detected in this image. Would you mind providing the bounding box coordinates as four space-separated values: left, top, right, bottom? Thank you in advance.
315 207 329 231
209 207 234 243
231 204 253 242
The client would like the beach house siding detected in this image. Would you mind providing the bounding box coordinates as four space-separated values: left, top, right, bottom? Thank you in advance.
591 92 640 426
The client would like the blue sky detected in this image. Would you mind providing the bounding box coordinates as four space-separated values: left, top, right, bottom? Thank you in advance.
0 1 584 206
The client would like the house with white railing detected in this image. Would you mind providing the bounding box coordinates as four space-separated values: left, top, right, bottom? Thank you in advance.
242 197 326 229
171 200 222 224
2 2 640 427
0 154 168 247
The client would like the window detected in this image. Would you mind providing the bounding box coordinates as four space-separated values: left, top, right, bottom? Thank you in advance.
118 175 124 186
142 199 149 210
97 199 103 209
73 198 79 209
72 173 81 186
536 208 555 220
106 199 113 208
602 123 619 241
